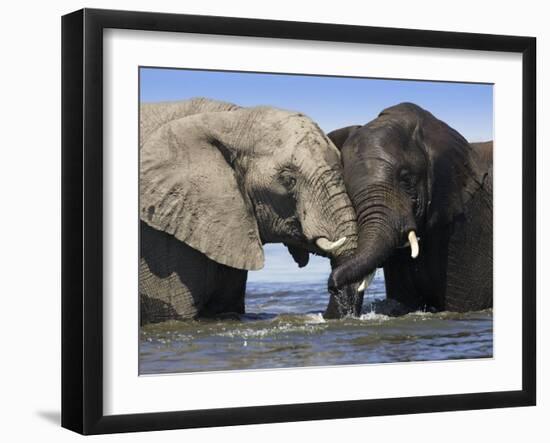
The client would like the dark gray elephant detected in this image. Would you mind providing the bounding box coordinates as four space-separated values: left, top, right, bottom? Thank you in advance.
327 103 493 315
140 98 358 324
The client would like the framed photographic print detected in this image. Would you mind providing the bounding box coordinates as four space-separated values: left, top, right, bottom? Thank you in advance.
61 8 536 435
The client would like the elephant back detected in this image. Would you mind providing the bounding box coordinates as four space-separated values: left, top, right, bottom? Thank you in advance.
470 141 493 173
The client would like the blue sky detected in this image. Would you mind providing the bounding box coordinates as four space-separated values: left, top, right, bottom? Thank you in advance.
140 67 493 142
140 67 493 283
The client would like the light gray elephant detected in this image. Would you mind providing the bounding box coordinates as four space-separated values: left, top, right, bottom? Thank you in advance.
139 98 358 324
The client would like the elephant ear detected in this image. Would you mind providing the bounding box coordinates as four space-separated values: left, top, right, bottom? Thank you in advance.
327 125 362 150
415 109 487 227
140 97 240 147
140 115 264 271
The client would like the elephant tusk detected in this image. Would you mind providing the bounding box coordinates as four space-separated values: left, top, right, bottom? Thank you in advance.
315 236 346 252
357 271 376 293
408 230 419 259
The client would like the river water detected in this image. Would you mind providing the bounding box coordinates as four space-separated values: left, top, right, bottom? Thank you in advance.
139 247 493 374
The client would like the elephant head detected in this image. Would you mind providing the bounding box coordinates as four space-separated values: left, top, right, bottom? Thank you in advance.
327 102 487 297
140 99 358 299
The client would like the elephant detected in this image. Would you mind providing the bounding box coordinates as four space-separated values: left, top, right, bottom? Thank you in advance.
327 102 493 315
139 98 359 324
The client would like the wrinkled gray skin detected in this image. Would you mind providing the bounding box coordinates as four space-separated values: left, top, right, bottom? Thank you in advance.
140 98 358 324
328 103 492 314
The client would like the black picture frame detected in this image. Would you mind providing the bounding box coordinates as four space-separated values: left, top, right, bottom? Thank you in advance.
61 8 537 435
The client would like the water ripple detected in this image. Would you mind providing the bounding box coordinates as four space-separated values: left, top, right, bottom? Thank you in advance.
140 276 493 374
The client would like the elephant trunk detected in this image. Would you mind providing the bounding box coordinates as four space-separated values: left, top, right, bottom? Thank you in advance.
303 166 358 258
324 251 363 319
315 183 363 319
327 184 415 300
329 224 398 292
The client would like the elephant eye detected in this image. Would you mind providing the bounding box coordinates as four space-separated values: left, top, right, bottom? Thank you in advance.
279 172 297 191
399 169 412 183
399 169 416 191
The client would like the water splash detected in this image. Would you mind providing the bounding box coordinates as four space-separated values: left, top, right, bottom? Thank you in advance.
359 311 390 322
304 313 326 324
